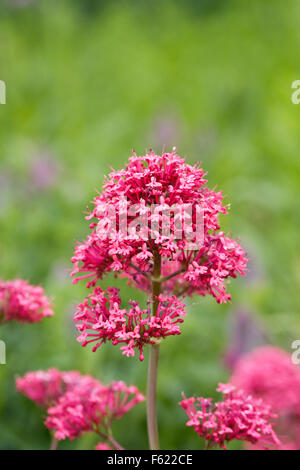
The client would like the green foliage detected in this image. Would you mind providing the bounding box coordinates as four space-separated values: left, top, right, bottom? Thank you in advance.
0 0 299 450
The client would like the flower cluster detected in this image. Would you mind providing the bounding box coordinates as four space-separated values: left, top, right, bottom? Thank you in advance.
75 287 186 361
231 346 300 413
17 369 144 447
16 368 100 408
179 383 279 449
231 346 300 449
45 379 145 441
71 150 247 304
71 151 247 360
0 279 53 324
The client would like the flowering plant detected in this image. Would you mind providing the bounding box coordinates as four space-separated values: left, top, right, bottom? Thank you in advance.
5 149 280 451
71 150 248 449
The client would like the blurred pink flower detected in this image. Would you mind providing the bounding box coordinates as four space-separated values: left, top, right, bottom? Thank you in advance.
16 369 99 408
179 383 279 450
231 346 300 415
231 346 300 449
45 379 144 441
95 442 112 450
0 279 53 324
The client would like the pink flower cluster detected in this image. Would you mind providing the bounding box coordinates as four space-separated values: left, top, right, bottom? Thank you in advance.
71 151 247 304
179 383 279 450
231 346 300 449
16 369 144 446
75 287 186 361
0 279 53 324
16 368 99 408
46 379 144 441
71 151 247 359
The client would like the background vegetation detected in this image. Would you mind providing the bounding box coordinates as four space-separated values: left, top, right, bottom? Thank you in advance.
0 0 299 449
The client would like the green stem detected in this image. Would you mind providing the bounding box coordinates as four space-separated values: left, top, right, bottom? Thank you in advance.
146 248 161 450
97 428 124 450
147 344 160 449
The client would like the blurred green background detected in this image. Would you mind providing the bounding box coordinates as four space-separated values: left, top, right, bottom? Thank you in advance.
0 0 300 450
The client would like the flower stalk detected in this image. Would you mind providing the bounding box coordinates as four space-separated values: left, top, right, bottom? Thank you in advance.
147 344 160 449
147 248 161 450
97 428 124 450
50 437 58 450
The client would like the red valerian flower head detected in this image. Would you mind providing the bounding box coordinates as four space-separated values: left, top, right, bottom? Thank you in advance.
71 150 247 304
45 379 144 440
74 286 186 361
179 383 280 450
231 346 300 413
16 369 100 409
231 346 300 449
0 279 53 324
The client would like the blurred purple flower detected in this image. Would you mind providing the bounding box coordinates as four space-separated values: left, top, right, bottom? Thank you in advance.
0 170 12 212
195 126 217 158
244 255 265 284
241 243 265 285
29 152 60 190
7 0 35 7
223 309 268 370
149 115 181 148
50 261 70 284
